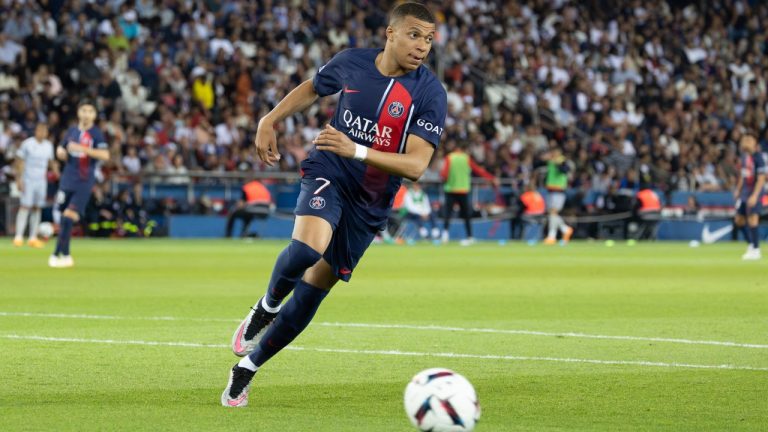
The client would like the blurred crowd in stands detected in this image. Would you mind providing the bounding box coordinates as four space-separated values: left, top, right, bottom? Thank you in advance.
1 0 767 218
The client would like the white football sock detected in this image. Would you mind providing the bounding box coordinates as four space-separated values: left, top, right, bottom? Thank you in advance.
259 297 280 314
547 214 558 238
237 356 259 372
15 208 29 240
28 209 41 239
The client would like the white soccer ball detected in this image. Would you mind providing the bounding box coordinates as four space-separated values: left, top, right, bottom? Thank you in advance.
38 222 54 239
404 368 480 431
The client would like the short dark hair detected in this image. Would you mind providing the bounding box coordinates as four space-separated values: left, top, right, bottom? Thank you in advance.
390 2 435 25
78 99 96 109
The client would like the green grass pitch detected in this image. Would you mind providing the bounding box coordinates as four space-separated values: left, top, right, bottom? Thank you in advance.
1 239 766 431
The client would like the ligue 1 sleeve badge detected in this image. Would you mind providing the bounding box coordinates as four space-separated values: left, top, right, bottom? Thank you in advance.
388 101 405 118
309 196 326 210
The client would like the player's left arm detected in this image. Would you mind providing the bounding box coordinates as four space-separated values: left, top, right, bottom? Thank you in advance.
66 144 110 161
314 125 434 181
14 159 25 191
68 132 111 161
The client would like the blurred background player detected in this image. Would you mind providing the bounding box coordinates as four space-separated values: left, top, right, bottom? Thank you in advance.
225 179 273 238
542 147 574 245
49 100 110 268
733 133 765 260
403 181 439 240
440 140 497 246
13 123 57 248
222 3 446 408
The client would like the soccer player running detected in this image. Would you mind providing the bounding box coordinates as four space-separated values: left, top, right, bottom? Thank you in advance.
49 100 110 268
733 133 766 260
222 3 447 407
13 123 57 248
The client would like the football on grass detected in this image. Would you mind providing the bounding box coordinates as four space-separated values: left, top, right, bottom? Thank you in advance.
38 222 54 239
404 368 480 431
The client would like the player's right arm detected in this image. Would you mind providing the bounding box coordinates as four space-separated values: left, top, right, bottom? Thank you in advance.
256 79 319 166
314 125 435 181
56 144 68 161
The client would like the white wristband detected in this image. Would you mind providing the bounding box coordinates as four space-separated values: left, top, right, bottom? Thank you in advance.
353 144 368 161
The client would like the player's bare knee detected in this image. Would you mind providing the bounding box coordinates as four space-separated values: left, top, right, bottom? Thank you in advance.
734 215 745 226
292 216 333 252
303 260 338 291
748 215 760 227
63 209 80 222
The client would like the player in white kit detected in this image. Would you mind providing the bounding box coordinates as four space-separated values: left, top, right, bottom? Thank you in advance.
13 123 57 248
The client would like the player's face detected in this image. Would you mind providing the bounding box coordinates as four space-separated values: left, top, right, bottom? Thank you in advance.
34 124 48 141
388 16 435 71
78 104 96 126
740 136 757 153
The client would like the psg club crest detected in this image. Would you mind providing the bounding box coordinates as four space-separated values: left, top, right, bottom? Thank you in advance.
309 196 326 210
388 101 405 118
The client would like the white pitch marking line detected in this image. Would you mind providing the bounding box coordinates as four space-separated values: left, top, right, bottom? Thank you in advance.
2 334 767 372
316 322 768 349
1 311 767 349
0 311 236 323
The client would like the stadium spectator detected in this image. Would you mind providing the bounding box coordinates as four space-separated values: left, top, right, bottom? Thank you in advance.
121 146 141 177
84 183 116 238
0 33 24 67
634 188 662 240
402 182 440 241
513 182 546 240
684 195 701 217
225 179 272 238
166 154 191 185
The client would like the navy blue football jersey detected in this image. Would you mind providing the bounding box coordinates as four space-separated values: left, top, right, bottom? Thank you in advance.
304 48 447 227
59 126 108 189
740 151 767 198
